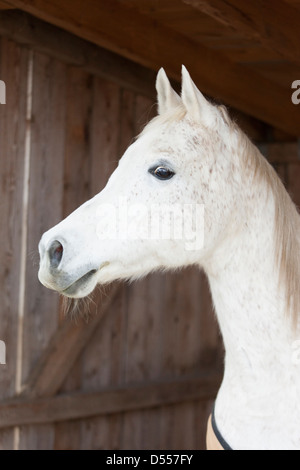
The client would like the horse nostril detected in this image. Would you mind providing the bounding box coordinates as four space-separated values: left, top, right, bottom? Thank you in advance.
48 240 63 268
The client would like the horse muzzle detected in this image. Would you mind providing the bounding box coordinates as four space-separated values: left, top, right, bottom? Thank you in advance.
38 236 100 298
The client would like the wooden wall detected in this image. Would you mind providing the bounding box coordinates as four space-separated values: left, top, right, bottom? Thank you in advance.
0 13 222 450
0 12 298 451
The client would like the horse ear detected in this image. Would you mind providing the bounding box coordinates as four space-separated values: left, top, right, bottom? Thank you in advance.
156 68 181 115
181 65 215 125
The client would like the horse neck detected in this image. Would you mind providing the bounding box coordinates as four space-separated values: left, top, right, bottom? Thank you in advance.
203 178 300 448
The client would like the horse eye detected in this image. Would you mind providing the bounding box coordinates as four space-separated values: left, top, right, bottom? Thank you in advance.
149 165 175 180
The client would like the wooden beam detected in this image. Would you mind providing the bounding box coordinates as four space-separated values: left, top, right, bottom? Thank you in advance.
20 283 121 398
0 10 157 100
0 374 221 429
2 0 300 136
184 0 300 66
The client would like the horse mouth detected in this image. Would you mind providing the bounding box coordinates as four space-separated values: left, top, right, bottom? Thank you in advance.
62 269 98 298
60 261 110 298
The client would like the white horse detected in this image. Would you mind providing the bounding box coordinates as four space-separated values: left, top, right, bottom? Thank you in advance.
38 66 300 450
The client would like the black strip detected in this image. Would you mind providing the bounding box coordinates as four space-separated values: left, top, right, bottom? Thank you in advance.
211 405 233 450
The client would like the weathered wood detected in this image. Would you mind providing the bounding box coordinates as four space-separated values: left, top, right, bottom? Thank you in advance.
0 36 29 449
116 90 145 449
89 77 121 194
0 37 26 396
63 66 93 215
78 288 127 450
0 374 221 430
288 163 300 207
0 10 295 144
0 8 280 449
122 277 163 448
267 141 300 164
65 77 125 450
21 52 66 389
184 0 300 65
17 49 68 451
53 67 95 421
0 1 14 8
3 0 300 135
0 10 157 100
78 84 138 451
284 0 300 8
20 283 121 398
193 399 214 449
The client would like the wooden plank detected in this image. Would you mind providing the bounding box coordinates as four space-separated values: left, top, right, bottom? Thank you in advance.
22 59 94 449
197 271 223 367
123 95 160 385
121 267 220 449
246 61 300 90
77 86 138 450
193 399 214 450
0 11 294 144
122 276 164 449
76 88 157 451
21 52 66 390
63 67 93 215
134 93 156 135
0 35 28 450
158 268 221 449
0 10 157 100
0 38 28 396
0 374 221 429
267 142 299 164
18 51 67 450
54 421 81 450
116 88 144 449
161 270 201 378
118 88 136 156
0 8 224 450
120 0 279 66
53 66 95 422
78 414 123 450
160 271 202 448
172 402 195 449
184 0 300 65
158 399 210 450
3 0 300 135
0 0 14 8
288 163 300 207
20 283 121 398
71 77 125 450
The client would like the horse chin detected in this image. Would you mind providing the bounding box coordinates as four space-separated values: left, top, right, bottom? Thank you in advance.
61 269 98 298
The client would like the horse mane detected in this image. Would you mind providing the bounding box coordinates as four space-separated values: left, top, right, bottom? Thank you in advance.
223 106 300 327
144 103 300 326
